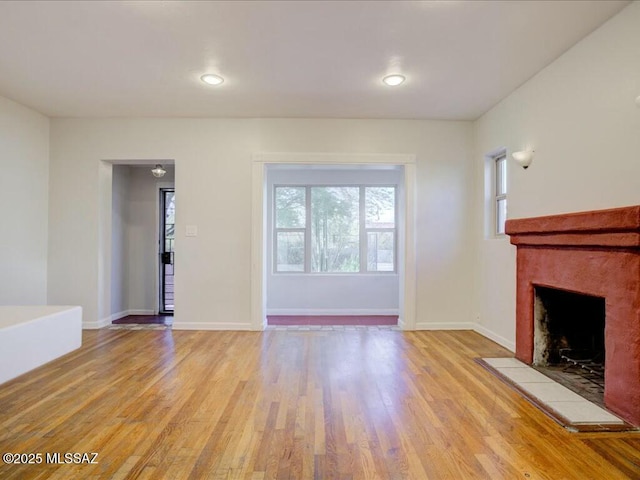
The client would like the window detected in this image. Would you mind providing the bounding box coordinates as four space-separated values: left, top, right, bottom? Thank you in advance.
311 187 360 272
274 187 306 272
365 186 395 272
274 185 396 273
495 153 507 235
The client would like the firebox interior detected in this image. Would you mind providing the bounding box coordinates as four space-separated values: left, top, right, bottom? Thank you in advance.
534 286 605 368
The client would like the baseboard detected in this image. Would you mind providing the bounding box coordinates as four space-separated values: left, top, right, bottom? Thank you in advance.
87 309 157 329
172 322 253 331
108 310 129 322
83 317 112 330
110 309 156 322
414 322 476 330
126 309 156 316
266 309 399 316
473 324 515 352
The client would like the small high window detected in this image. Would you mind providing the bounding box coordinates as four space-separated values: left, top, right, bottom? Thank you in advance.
494 153 507 235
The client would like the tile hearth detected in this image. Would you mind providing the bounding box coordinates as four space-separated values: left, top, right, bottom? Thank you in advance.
533 363 604 407
482 357 626 429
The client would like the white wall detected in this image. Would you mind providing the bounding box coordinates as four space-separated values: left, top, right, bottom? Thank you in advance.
48 118 475 329
0 95 49 304
266 166 402 315
111 165 130 315
474 2 640 350
257 120 476 330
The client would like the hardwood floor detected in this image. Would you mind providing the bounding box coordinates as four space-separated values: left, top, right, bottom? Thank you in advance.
1 328 639 479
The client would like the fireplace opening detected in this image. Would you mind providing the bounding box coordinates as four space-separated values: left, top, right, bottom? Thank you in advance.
533 286 606 404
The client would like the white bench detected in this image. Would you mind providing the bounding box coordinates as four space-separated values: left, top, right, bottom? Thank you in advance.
0 306 82 385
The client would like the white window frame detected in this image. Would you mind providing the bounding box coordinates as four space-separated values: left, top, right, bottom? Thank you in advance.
494 152 507 236
362 185 397 273
274 184 397 274
273 186 307 272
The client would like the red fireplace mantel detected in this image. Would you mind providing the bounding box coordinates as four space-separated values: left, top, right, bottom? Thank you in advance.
506 205 640 426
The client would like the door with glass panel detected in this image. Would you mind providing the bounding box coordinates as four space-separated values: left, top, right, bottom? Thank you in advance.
159 188 175 313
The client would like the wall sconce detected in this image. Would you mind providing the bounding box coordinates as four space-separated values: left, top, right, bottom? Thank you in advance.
151 164 166 178
512 150 534 169
635 95 640 107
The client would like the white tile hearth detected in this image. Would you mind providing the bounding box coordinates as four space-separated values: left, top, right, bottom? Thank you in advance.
483 357 624 425
494 366 553 384
523 382 585 402
482 357 524 368
546 401 622 424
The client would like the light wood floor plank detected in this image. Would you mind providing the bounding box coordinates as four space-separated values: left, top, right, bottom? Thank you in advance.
1 328 640 479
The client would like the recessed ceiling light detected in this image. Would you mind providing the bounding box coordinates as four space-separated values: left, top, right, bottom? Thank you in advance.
382 74 405 87
201 74 224 86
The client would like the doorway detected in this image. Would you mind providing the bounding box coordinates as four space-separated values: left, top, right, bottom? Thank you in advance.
265 165 402 326
107 163 175 327
159 188 175 314
250 153 417 331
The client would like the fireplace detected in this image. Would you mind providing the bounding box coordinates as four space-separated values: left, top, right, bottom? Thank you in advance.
506 205 640 426
533 287 606 404
534 286 605 369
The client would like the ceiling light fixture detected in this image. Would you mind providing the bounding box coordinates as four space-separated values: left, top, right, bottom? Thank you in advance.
201 74 224 86
382 74 406 87
151 164 166 178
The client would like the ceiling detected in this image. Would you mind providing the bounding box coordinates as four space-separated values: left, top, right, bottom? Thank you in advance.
0 1 630 120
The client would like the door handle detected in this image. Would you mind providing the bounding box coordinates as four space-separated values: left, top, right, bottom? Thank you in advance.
161 252 173 265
